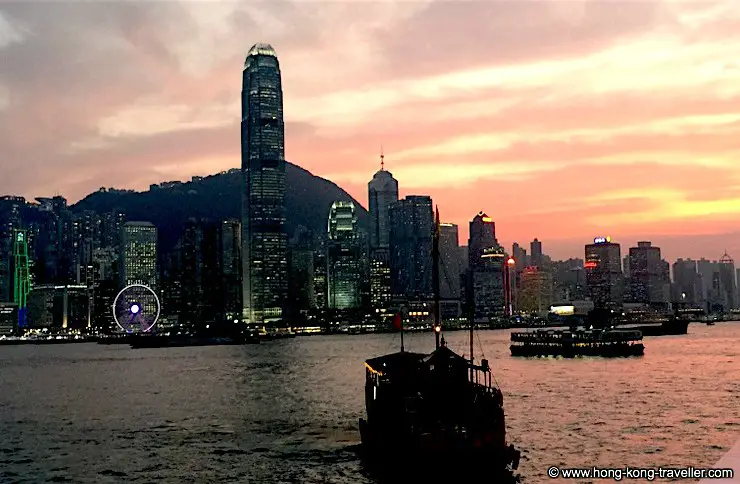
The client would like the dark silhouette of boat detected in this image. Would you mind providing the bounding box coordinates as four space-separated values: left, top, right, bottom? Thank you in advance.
358 207 521 483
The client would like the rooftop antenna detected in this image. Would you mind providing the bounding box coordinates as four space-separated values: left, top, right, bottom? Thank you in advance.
380 145 385 171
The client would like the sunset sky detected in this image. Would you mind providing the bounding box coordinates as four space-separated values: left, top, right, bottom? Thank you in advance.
1 0 739 261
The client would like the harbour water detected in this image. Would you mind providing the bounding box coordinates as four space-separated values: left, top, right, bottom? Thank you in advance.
1 324 739 483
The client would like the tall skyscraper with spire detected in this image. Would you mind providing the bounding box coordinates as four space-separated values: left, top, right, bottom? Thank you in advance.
368 149 399 250
241 43 287 324
368 151 398 314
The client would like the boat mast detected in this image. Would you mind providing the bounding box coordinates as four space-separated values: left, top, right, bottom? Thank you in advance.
432 206 441 350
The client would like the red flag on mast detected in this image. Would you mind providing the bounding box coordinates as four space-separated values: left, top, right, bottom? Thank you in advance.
392 312 402 331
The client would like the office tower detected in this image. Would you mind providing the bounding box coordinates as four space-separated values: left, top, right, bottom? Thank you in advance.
13 230 30 329
120 222 157 289
313 239 328 310
173 219 242 329
368 152 399 250
91 247 119 332
0 196 24 302
697 258 720 311
471 247 506 322
718 252 737 310
672 258 700 305
287 225 315 317
468 212 497 269
100 210 126 249
628 241 664 305
551 258 586 301
369 249 391 314
512 243 527 272
241 42 287 324
467 212 504 322
530 238 543 268
622 256 630 278
27 284 89 330
518 266 553 314
0 302 15 335
585 236 623 309
439 223 461 299
368 155 397 314
389 196 434 302
327 201 364 309
220 220 243 322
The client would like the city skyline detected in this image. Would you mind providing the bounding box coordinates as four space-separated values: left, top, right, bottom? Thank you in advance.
1 2 740 260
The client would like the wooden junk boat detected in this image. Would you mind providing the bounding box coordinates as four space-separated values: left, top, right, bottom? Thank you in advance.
358 207 521 483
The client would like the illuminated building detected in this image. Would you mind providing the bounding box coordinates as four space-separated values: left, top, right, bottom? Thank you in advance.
628 241 666 306
327 201 364 310
121 222 157 289
0 302 16 336
368 151 398 250
389 196 434 302
220 220 243 322
368 152 397 316
584 236 623 309
466 212 504 322
313 240 328 309
241 42 287 324
468 211 497 269
0 196 25 302
518 266 553 315
27 285 89 330
13 229 30 328
471 247 506 322
370 248 391 313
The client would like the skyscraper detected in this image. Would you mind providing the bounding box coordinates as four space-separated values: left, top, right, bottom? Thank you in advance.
120 222 157 289
368 155 397 314
672 258 700 305
468 212 497 270
438 223 461 299
467 212 504 322
368 153 399 250
718 252 737 310
389 196 434 302
584 236 622 309
628 241 664 305
327 201 364 310
241 43 287 324
530 238 543 268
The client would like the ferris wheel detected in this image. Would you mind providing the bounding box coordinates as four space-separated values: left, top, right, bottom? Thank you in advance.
112 284 161 333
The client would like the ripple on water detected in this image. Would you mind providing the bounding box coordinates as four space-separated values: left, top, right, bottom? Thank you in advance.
1 326 739 483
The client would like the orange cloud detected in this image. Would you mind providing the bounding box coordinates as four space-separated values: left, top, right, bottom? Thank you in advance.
1 0 739 260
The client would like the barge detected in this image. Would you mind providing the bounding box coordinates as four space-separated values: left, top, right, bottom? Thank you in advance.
510 327 644 357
